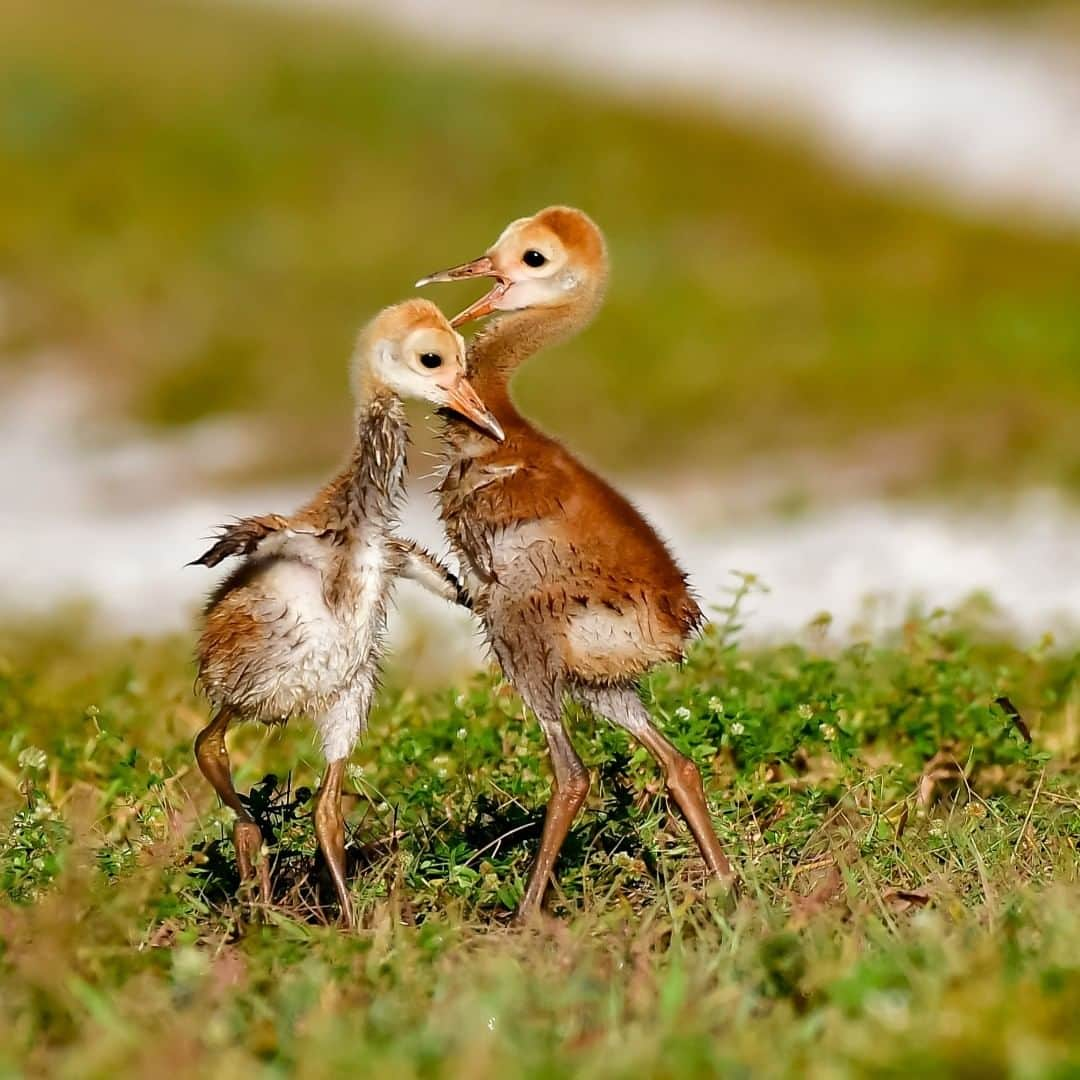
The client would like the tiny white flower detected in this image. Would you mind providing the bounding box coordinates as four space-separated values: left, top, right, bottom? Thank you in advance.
819 723 837 742
455 695 467 709
674 706 692 721
457 727 468 741
729 721 745 737
346 763 364 782
798 703 814 720
17 747 47 772
708 696 723 714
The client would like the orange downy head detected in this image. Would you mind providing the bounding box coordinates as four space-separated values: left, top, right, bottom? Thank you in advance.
416 206 608 328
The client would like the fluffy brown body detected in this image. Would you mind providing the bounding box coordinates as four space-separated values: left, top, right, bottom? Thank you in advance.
196 396 413 728
441 324 703 686
426 207 735 919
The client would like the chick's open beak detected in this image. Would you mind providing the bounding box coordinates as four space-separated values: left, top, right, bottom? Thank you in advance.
441 375 505 442
416 255 508 328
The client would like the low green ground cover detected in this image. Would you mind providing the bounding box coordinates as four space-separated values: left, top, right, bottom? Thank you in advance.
0 602 1076 1076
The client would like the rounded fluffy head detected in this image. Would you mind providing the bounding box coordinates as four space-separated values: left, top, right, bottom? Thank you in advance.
357 298 464 394
416 206 608 326
485 205 608 313
355 299 503 440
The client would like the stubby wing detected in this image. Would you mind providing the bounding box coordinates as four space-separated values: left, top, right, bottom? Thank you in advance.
189 514 293 568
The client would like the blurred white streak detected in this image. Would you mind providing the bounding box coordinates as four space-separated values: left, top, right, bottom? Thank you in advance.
0 365 482 678
4 367 1080 652
638 487 1080 642
273 0 1080 224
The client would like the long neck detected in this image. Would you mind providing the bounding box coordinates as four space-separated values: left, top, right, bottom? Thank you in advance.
466 297 597 420
321 388 408 529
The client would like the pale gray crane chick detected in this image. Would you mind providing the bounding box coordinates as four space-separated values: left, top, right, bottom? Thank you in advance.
191 298 503 928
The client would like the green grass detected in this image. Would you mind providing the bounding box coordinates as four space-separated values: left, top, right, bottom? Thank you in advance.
1 599 1078 1075
4 0 1080 492
4 4 1079 1073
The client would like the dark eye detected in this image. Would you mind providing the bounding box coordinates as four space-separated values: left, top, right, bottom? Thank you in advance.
522 249 547 268
420 352 442 369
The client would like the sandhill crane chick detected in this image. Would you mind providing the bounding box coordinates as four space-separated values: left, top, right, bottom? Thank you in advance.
419 209 734 920
191 299 503 928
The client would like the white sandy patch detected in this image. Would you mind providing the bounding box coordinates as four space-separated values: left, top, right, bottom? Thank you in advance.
636 487 1080 641
265 0 1080 224
4 366 1080 663
0 365 483 677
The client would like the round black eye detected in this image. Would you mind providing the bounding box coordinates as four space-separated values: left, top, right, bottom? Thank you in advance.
420 352 443 369
522 249 547 268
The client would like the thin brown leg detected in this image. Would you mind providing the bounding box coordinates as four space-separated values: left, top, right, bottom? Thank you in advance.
516 709 590 923
194 707 271 903
577 686 735 886
632 723 734 882
314 758 353 929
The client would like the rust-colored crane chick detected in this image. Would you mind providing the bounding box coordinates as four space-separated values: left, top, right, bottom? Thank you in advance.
191 299 503 927
418 208 735 919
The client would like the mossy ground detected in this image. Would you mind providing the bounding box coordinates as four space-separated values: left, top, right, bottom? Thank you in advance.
1 598 1077 1076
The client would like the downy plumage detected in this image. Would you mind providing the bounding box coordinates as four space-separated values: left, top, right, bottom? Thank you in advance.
192 298 503 927
418 208 735 919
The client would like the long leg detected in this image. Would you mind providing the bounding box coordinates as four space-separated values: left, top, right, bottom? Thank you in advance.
194 707 271 903
516 686 591 923
314 757 353 929
576 685 735 885
487 610 589 922
314 694 366 929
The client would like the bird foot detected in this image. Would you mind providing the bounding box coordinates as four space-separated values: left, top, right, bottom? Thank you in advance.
234 820 271 914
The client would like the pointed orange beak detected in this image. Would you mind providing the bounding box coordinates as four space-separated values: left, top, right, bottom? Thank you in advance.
440 374 505 442
416 256 509 328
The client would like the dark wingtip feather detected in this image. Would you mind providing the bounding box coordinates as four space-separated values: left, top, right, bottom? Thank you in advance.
187 542 230 569
187 525 252 569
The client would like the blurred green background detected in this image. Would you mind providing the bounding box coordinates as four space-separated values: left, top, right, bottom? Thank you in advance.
3 0 1080 496
2 8 1079 1076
